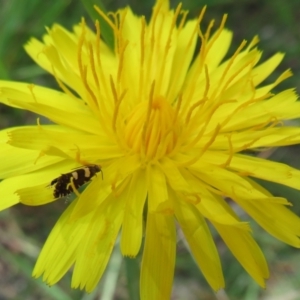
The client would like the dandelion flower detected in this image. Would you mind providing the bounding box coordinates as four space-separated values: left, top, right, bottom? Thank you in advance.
1 0 300 298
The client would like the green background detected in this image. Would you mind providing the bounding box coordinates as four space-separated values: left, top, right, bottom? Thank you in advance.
0 0 300 299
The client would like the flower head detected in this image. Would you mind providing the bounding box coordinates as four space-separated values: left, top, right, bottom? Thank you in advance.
1 0 300 298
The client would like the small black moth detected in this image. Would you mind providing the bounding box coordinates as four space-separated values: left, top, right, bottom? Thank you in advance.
50 165 101 199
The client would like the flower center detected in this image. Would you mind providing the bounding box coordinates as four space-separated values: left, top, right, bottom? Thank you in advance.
124 96 181 161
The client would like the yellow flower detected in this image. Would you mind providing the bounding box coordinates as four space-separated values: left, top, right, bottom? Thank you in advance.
1 0 300 298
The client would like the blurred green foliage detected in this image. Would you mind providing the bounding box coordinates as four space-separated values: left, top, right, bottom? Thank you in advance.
1 0 300 299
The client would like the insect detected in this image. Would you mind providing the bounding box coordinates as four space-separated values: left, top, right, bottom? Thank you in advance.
49 165 102 199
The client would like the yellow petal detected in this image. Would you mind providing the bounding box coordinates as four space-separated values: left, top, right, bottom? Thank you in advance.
160 157 191 193
252 53 284 86
173 192 224 290
205 29 233 70
72 192 124 292
140 213 176 300
213 221 269 287
69 178 110 222
0 82 101 134
220 89 300 132
147 164 168 212
119 8 143 105
238 199 300 247
201 151 300 191
185 29 233 100
189 162 275 201
0 178 20 209
121 169 147 256
249 69 292 100
8 125 122 161
200 126 300 150
24 38 53 76
167 19 198 101
0 129 63 179
181 168 251 227
33 200 91 284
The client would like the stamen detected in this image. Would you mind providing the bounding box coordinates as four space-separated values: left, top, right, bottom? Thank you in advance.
77 19 86 82
196 6 207 38
114 9 126 59
94 5 118 33
94 20 110 119
110 77 126 129
217 57 257 100
251 116 282 131
109 11 120 30
110 75 118 105
95 20 101 68
199 6 207 22
36 117 41 128
73 144 91 165
187 8 205 49
28 84 37 103
112 89 127 131
156 3 182 93
182 193 201 205
112 11 122 54
111 176 130 198
219 134 234 168
198 124 221 158
34 151 45 165
205 14 227 55
237 170 253 177
203 65 210 101
51 65 78 99
147 1 161 83
117 8 127 36
204 19 215 42
247 35 260 50
82 66 99 110
117 40 129 84
155 129 173 161
179 124 221 167
184 65 210 124
189 169 223 195
211 40 247 99
93 7 118 64
240 137 261 151
76 21 101 110
185 98 207 125
173 93 183 125
274 69 293 85
184 96 235 156
138 17 146 100
219 93 272 131
167 96 185 157
181 11 209 107
178 10 188 31
142 81 155 149
88 43 100 90
32 119 50 164
152 0 164 19
110 75 128 149
168 8 204 102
